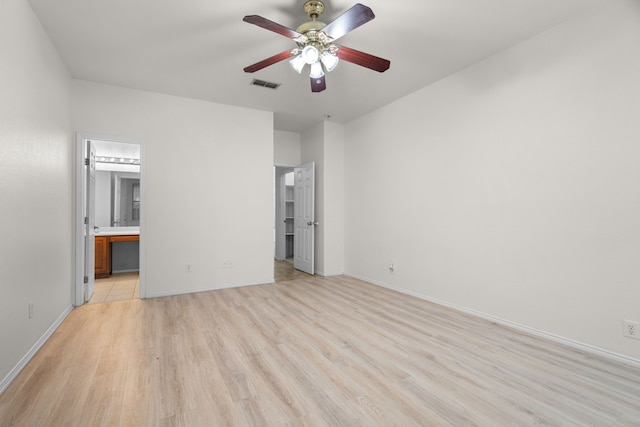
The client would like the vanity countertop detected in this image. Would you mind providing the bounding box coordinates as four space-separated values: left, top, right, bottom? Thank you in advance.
96 226 140 236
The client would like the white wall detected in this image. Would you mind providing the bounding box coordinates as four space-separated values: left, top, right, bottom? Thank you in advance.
274 130 301 166
0 0 73 389
301 124 326 274
300 121 345 276
72 80 275 296
344 0 640 360
322 122 344 276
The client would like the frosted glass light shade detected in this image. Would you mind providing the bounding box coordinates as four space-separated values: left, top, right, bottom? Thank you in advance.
320 52 339 72
309 62 324 79
289 54 305 73
301 45 320 64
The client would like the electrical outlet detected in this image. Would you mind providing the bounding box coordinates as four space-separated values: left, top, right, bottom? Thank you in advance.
222 260 233 269
389 263 395 273
623 320 640 340
28 302 34 319
185 264 193 273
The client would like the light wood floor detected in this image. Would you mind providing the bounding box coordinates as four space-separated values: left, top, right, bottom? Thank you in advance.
1 275 639 426
88 261 303 305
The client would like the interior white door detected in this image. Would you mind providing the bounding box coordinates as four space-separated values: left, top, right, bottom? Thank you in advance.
84 140 96 302
293 162 315 274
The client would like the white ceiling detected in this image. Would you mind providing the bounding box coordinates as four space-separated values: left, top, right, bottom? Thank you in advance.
27 0 604 133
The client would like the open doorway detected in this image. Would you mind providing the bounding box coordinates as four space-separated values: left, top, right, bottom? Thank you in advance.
274 167 302 283
75 134 144 306
274 162 316 281
275 167 295 263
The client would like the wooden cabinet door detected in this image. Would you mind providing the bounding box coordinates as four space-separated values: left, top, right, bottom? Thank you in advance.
95 236 110 278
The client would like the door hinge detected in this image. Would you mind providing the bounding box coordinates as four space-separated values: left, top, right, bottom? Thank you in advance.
84 276 88 284
84 158 89 166
84 216 88 225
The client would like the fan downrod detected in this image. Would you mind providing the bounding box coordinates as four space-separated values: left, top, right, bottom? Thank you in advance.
304 1 325 20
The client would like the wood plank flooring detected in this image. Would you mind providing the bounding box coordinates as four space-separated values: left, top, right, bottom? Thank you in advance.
1 275 639 426
91 260 306 306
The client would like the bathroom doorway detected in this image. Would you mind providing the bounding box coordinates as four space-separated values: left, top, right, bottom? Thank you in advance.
75 133 144 306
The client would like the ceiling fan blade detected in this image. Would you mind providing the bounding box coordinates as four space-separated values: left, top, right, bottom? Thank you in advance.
322 3 375 41
336 45 390 72
244 50 293 73
243 15 301 39
311 75 327 92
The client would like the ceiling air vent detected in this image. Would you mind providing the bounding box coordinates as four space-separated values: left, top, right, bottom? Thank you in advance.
250 78 281 90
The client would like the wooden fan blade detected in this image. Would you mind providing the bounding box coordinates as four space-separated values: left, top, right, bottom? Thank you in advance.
322 3 375 41
244 50 293 73
311 75 327 92
336 45 390 72
243 15 301 39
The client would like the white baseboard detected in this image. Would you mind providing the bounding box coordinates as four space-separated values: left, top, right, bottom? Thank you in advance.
344 272 640 368
315 270 343 277
0 305 74 395
111 268 139 274
145 278 275 299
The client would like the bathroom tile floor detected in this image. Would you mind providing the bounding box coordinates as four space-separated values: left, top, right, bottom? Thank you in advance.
89 272 139 304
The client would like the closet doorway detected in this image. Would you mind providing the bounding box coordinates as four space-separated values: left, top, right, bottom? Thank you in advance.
275 167 295 262
274 162 316 277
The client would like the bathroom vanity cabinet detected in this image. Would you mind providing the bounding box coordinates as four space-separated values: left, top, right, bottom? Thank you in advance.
95 236 110 279
94 233 140 278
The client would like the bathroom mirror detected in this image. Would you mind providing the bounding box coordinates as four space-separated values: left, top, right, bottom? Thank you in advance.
92 139 141 229
95 170 140 228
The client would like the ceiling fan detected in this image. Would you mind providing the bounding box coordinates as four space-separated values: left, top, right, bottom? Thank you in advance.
243 1 390 93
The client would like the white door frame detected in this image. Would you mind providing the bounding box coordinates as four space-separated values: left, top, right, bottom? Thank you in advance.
84 140 96 303
74 132 146 306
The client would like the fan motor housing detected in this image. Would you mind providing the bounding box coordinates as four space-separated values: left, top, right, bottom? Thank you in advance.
296 21 326 34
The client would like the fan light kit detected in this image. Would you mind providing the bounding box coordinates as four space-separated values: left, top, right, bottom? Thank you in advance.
95 156 140 165
243 1 390 92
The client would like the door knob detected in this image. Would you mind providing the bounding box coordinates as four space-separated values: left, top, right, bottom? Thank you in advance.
307 221 319 226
